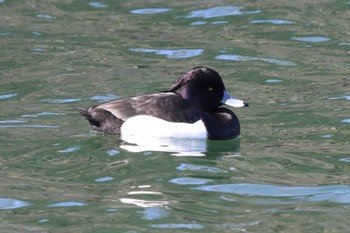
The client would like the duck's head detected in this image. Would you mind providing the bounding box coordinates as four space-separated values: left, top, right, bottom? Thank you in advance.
169 67 248 111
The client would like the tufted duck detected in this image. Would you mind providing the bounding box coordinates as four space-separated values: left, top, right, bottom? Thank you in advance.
79 67 248 140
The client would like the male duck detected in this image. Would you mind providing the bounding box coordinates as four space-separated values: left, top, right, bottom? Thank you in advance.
79 67 248 140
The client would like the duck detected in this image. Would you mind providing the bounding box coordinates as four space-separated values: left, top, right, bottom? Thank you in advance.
79 67 248 140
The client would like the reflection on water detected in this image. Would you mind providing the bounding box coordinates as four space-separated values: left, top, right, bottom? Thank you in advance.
265 79 283 83
120 198 173 208
290 36 331 43
47 202 87 207
129 48 204 58
120 135 207 154
41 98 82 103
95 176 114 182
0 93 17 99
194 184 350 204
130 8 172 14
89 2 108 8
215 54 297 66
120 134 241 155
179 6 261 19
36 14 55 20
250 19 294 25
149 223 204 230
0 198 31 210
328 95 350 101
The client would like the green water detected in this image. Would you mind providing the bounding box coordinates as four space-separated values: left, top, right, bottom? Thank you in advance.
1 0 350 232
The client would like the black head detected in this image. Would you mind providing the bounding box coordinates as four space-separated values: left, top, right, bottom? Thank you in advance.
169 67 226 111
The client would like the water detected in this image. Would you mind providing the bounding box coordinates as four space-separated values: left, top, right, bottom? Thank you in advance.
1 0 349 232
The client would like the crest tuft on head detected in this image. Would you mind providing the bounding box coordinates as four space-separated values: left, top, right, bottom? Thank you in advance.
169 67 216 92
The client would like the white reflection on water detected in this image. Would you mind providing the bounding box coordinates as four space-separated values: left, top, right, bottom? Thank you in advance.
95 176 114 182
212 21 228 25
89 2 108 8
190 21 207 26
36 14 55 20
22 112 65 118
176 163 228 173
41 98 82 103
0 93 17 99
215 54 297 66
328 95 350 101
47 201 87 207
120 198 173 208
129 48 204 59
169 177 213 185
338 42 350 46
149 223 204 230
141 207 169 220
130 8 171 14
179 6 260 19
0 120 27 123
0 124 59 129
120 135 206 155
57 146 80 153
106 149 120 156
266 79 283 83
250 19 294 25
194 183 350 204
0 197 31 210
290 36 331 43
89 94 120 102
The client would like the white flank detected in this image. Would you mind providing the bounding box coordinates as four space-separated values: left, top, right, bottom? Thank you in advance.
121 115 207 138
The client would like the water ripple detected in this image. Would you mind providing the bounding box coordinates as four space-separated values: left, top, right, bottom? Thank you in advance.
169 177 213 185
89 2 108 8
129 48 204 59
41 98 82 103
179 6 261 19
89 94 120 102
290 36 331 43
266 79 283 83
149 223 204 230
0 124 59 129
176 163 228 173
0 120 27 124
250 19 294 25
106 149 120 156
57 146 80 153
36 14 55 20
47 201 87 207
0 198 31 210
95 176 114 182
328 95 350 101
141 207 169 220
194 183 350 203
22 112 65 118
0 93 17 99
130 8 171 14
120 198 172 208
215 54 297 66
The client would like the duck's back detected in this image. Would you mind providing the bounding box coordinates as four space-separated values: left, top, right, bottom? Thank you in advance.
79 92 202 134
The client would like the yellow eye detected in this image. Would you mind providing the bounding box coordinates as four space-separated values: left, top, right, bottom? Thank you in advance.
208 87 213 91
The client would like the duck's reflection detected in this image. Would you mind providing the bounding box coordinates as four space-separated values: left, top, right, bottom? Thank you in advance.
119 134 241 156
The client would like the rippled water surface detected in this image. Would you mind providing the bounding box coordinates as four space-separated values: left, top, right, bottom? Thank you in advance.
1 0 349 232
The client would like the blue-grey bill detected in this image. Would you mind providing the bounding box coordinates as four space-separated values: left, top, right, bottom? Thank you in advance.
221 91 249 108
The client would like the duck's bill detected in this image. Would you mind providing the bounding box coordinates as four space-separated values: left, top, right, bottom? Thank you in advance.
221 91 249 108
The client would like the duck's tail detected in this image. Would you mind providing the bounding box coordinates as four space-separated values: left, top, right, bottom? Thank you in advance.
77 107 123 134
